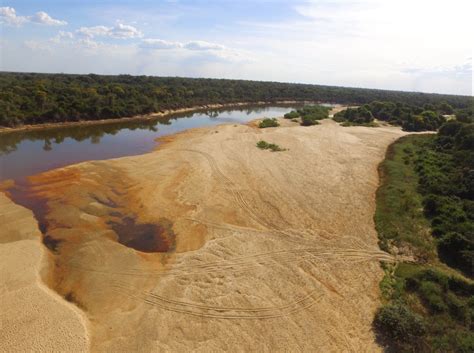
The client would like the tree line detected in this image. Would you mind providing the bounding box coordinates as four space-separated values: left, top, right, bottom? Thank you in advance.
1 72 472 127
333 101 473 131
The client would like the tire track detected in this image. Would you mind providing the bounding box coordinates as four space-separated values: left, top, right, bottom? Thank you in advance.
109 281 324 320
68 246 395 279
175 148 277 231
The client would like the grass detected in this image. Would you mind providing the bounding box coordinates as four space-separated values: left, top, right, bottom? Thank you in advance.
373 135 474 353
375 135 435 258
256 140 286 152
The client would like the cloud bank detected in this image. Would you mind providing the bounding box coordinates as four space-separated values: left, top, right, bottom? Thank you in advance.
0 7 66 26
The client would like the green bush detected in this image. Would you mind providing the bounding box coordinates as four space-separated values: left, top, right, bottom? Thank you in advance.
258 118 279 128
284 111 300 119
256 140 270 149
256 140 285 152
333 105 374 125
300 116 320 126
374 303 426 342
294 105 330 126
418 281 447 312
438 232 474 275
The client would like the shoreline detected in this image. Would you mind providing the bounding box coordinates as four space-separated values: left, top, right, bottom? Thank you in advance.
0 100 325 135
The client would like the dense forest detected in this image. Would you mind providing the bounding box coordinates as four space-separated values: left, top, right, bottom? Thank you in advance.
0 72 472 127
374 117 474 352
333 101 473 131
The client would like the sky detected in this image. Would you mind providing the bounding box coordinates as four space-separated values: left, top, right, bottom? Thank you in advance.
0 0 472 95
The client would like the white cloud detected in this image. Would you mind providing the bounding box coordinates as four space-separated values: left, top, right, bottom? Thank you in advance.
76 38 100 49
233 0 472 95
30 11 67 26
141 38 182 49
0 7 66 26
139 38 248 62
50 31 74 44
141 38 226 51
184 41 225 51
77 23 143 39
77 26 110 38
110 23 143 39
0 7 28 26
2 1 471 95
402 61 472 78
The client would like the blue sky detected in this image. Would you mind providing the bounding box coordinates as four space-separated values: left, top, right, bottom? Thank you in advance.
1 0 472 95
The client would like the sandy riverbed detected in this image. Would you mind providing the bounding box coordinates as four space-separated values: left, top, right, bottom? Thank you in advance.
0 116 408 352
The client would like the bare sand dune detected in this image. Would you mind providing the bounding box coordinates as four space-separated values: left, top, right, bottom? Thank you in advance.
0 118 408 352
0 194 89 352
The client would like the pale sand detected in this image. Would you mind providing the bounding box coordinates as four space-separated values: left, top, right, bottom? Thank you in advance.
0 117 408 352
0 194 89 352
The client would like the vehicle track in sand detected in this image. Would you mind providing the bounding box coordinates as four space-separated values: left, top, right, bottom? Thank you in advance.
61 145 398 325
68 245 395 280
175 148 369 250
109 280 324 319
176 148 282 232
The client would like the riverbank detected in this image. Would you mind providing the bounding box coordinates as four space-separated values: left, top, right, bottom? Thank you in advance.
373 135 473 352
0 100 326 135
0 117 410 352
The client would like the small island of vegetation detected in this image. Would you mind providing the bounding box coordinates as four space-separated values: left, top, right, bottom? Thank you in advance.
284 105 330 126
256 140 286 152
258 118 280 128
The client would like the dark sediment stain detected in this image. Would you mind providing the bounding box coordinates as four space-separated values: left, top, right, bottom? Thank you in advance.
4 178 63 252
108 216 176 253
6 177 176 254
43 234 62 253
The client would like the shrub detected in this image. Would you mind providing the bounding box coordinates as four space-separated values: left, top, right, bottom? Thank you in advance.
438 232 474 276
438 120 463 137
418 281 447 312
256 140 270 149
285 105 331 126
284 111 300 119
256 140 285 152
300 116 320 126
258 118 279 128
333 106 374 125
374 303 426 342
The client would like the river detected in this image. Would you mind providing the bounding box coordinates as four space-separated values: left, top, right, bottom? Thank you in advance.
0 105 301 181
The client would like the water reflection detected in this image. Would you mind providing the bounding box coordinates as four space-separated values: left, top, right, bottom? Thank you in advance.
0 119 161 155
0 105 300 181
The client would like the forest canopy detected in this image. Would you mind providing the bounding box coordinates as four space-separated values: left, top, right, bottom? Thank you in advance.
333 101 455 131
0 72 472 127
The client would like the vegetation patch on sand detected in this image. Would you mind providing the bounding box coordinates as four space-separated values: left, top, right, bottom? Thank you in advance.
258 118 279 128
284 105 330 126
373 123 474 352
334 106 376 126
256 140 286 152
